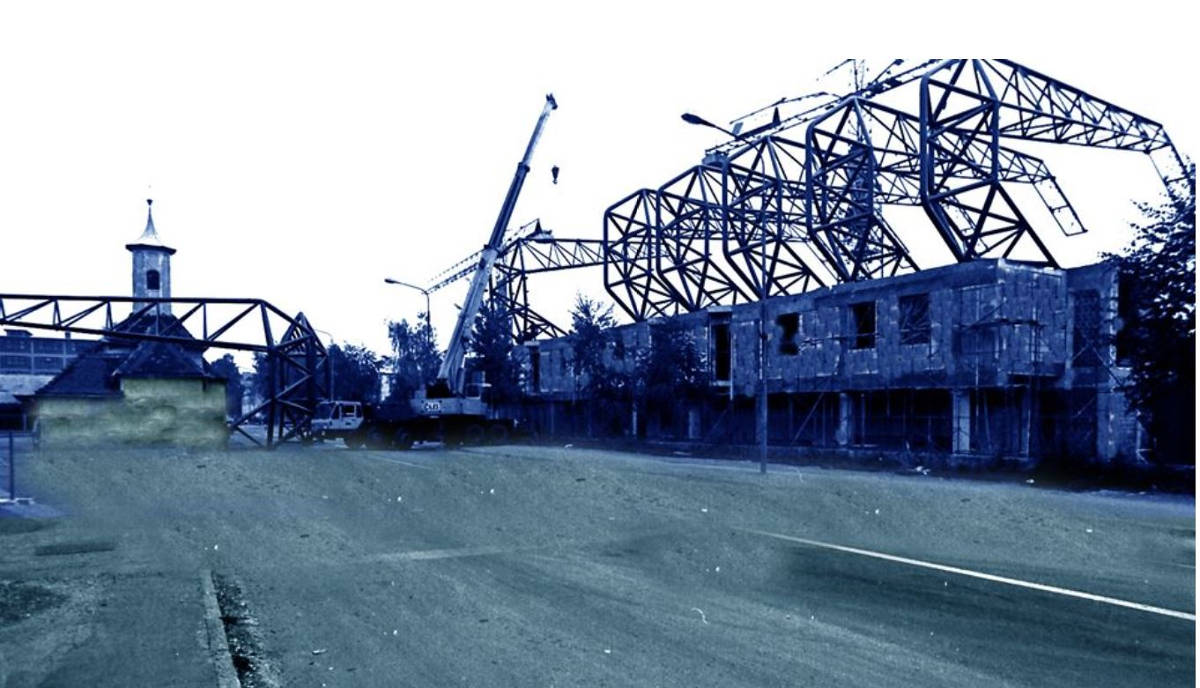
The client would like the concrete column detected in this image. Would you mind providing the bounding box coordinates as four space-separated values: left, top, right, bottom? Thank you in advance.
687 408 700 440
1095 391 1119 462
836 392 853 447
1019 387 1033 457
952 389 971 454
630 406 638 438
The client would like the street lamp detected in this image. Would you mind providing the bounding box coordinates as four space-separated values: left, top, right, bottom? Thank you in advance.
384 278 437 389
383 278 433 328
681 111 769 475
680 113 744 141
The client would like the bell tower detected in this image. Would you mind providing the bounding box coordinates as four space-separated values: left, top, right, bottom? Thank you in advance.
125 199 176 315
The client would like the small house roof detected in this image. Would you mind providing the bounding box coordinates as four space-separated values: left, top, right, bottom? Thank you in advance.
33 349 127 398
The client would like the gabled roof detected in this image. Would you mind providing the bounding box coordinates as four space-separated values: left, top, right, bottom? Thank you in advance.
109 313 197 341
114 340 211 379
32 323 216 399
33 349 127 398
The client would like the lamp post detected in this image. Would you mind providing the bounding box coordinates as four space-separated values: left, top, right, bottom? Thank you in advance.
681 112 768 475
383 278 433 326
384 278 437 392
384 277 434 351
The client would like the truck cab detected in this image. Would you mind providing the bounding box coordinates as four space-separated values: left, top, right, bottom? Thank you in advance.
312 400 364 440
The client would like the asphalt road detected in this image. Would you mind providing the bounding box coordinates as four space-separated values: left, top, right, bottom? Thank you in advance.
0 443 1193 686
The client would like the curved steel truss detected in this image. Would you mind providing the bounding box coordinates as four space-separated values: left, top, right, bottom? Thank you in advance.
599 58 1191 322
421 58 1191 337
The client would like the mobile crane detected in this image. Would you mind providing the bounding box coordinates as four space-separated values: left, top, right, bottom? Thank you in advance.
313 94 558 449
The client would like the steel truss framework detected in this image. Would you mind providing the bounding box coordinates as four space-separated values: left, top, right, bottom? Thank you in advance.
491 234 605 342
427 221 607 343
597 58 1192 323
0 294 328 446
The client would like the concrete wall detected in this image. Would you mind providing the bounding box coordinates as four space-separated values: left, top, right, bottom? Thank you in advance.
534 260 1074 396
1064 261 1141 462
35 377 227 448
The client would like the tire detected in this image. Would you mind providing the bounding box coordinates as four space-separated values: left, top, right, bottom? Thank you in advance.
487 423 509 445
366 428 388 450
392 428 414 451
344 433 366 449
463 424 486 446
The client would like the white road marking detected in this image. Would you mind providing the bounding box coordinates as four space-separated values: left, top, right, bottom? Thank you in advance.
743 528 1196 622
385 459 432 470
370 545 524 562
352 453 432 469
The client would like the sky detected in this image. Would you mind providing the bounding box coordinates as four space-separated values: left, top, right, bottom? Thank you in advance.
0 1 1196 363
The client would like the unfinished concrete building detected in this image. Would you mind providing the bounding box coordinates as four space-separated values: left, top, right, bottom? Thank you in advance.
526 259 1139 466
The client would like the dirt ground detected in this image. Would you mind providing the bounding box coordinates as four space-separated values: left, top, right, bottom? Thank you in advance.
0 442 1194 687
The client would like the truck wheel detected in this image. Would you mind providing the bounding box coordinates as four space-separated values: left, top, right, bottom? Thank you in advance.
463 424 485 446
487 423 509 445
392 429 414 451
366 428 388 449
344 433 365 449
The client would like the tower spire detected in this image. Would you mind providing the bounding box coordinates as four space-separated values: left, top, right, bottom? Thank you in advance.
137 198 163 244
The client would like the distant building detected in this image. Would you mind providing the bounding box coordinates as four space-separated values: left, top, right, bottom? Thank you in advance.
25 200 228 447
0 330 97 429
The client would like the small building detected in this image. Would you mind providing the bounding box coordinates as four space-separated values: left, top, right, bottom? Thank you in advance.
26 200 228 448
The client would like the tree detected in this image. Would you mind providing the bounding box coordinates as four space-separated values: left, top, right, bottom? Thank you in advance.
387 313 442 402
469 298 522 403
567 294 617 394
207 353 244 419
249 343 381 410
1111 173 1195 464
615 320 708 438
326 343 383 403
635 321 708 405
251 352 271 402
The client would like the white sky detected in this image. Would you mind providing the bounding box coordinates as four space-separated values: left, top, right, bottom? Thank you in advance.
0 1 1195 363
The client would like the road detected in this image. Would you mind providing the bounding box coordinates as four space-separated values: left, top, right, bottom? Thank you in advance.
0 443 1193 686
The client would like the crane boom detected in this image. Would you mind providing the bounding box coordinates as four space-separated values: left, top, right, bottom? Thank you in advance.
436 94 557 394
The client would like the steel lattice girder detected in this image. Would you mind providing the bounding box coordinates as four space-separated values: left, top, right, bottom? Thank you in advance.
654 164 754 310
806 95 1088 271
920 61 1060 264
490 270 566 343
424 226 610 343
720 137 829 295
0 294 329 447
603 188 683 322
804 99 918 281
492 235 606 343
